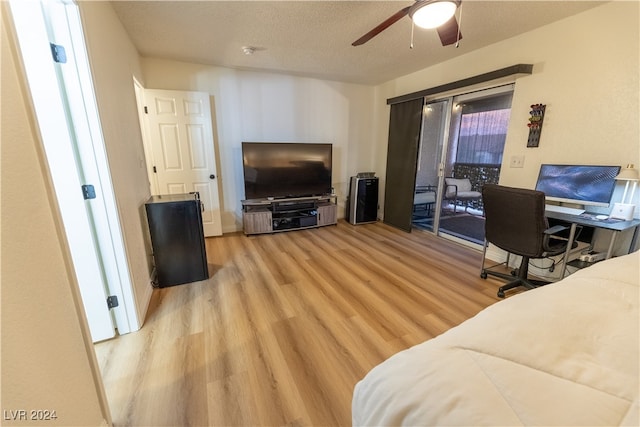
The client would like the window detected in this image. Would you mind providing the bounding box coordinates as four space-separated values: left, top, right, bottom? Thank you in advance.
454 93 513 165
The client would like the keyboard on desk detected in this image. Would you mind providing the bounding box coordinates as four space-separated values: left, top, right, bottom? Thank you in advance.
545 204 585 215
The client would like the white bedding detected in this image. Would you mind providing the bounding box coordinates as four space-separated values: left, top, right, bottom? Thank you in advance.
352 251 639 426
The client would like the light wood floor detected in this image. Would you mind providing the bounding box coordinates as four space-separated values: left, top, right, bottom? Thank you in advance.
95 220 503 426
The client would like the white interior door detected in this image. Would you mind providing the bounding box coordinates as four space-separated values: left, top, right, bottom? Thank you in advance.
45 0 138 337
9 0 116 342
143 89 223 237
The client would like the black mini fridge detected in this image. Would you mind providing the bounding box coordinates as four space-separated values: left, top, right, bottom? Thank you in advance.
145 193 208 287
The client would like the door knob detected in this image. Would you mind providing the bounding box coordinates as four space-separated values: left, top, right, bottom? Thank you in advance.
209 174 216 180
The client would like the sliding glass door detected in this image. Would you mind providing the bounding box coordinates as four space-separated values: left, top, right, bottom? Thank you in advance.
412 99 451 233
413 85 514 247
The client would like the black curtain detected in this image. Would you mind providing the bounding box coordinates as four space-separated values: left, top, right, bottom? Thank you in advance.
383 98 424 232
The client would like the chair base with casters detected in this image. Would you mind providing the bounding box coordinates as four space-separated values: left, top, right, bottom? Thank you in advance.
480 230 569 298
480 246 552 298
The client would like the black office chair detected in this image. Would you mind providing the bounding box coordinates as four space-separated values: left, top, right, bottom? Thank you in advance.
480 184 569 298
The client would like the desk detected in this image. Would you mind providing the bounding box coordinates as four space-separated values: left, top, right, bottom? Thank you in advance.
545 210 640 278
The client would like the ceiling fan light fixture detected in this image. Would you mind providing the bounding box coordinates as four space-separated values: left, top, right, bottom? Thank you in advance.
410 0 458 29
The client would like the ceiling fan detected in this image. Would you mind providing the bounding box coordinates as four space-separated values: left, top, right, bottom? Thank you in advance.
352 0 462 47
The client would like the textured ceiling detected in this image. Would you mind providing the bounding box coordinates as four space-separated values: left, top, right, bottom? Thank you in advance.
110 1 604 85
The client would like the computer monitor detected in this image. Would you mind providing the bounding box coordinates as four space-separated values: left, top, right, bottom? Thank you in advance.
534 164 621 208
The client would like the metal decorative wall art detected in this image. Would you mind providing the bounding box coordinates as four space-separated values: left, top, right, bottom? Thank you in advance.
527 103 546 147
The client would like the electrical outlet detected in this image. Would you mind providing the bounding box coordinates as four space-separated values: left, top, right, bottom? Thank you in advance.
510 155 525 168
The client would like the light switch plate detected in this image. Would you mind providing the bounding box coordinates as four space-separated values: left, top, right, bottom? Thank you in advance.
510 155 525 168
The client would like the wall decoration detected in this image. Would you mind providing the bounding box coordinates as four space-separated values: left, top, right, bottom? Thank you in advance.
527 103 546 147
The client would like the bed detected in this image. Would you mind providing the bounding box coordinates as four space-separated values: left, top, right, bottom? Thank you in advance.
352 251 639 426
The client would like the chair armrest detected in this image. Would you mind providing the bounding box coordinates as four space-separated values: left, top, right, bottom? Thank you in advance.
445 184 458 198
544 224 582 252
544 225 569 235
542 224 575 254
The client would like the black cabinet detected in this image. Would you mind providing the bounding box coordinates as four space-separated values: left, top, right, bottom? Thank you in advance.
145 193 208 287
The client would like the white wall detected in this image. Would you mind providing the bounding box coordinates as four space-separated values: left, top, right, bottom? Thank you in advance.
140 59 377 231
374 1 639 212
1 6 110 425
374 2 639 255
139 2 639 240
78 2 154 324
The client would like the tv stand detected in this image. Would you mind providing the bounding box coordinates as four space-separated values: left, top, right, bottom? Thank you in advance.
242 195 337 235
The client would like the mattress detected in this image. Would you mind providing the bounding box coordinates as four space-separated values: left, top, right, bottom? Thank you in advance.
352 251 639 426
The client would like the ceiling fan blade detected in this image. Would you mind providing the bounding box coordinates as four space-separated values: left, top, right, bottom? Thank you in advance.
352 6 411 46
436 16 462 46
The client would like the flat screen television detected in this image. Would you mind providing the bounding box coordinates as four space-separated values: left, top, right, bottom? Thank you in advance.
242 142 332 200
534 164 620 208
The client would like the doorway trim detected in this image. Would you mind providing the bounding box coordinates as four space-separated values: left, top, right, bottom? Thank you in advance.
9 0 140 340
136 87 224 237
